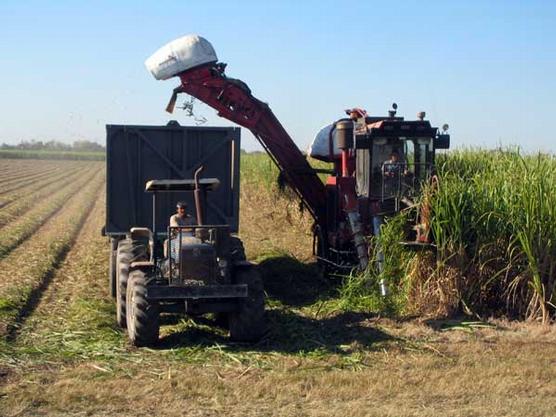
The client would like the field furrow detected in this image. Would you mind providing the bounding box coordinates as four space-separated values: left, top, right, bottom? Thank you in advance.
15 191 113 352
0 165 91 226
0 160 54 178
0 166 81 197
0 165 64 191
0 166 37 180
0 170 105 339
0 164 89 211
0 166 56 184
0 164 101 259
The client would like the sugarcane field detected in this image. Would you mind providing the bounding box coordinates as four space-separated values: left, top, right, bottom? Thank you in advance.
1 2 555 417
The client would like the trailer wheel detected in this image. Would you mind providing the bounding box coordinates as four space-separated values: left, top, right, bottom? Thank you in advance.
116 239 148 328
229 267 265 342
109 248 117 298
126 269 159 347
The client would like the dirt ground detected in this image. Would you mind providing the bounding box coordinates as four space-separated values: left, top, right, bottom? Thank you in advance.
1 161 555 416
2 319 555 416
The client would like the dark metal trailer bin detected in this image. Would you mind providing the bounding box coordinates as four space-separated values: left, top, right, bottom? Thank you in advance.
105 122 241 237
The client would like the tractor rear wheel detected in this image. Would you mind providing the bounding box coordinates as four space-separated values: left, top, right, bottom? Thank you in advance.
116 239 148 328
126 269 159 347
229 267 265 342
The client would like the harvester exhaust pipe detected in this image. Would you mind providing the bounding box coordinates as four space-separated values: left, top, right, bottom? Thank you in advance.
194 166 205 225
337 120 369 271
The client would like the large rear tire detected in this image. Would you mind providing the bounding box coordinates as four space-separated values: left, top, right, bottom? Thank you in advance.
116 239 148 328
215 236 247 329
229 267 265 342
126 269 159 347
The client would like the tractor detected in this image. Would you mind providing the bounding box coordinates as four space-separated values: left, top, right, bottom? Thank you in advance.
105 123 264 346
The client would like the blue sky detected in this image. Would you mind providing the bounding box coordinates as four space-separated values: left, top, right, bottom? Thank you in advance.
0 0 554 152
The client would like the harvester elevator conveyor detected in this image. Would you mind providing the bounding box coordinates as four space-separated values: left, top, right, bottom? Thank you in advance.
170 63 328 227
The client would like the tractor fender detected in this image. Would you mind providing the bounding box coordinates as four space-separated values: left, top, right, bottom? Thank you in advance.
232 260 254 269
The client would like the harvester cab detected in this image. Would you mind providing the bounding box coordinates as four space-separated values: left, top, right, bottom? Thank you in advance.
353 106 450 212
312 105 450 270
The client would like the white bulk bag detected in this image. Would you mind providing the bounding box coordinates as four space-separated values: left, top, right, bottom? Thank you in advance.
145 34 217 80
307 124 341 161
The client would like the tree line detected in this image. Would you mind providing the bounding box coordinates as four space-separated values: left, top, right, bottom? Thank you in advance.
1 140 105 153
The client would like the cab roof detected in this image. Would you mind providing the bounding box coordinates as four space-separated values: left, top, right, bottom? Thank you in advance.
365 120 437 138
145 178 220 192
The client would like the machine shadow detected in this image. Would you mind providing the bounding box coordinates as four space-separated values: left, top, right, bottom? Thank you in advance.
156 255 394 353
157 309 393 354
257 255 341 307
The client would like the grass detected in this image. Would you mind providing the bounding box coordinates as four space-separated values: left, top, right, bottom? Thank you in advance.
287 148 556 324
399 149 556 322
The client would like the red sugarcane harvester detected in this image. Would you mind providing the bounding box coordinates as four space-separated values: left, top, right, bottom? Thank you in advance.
146 35 450 273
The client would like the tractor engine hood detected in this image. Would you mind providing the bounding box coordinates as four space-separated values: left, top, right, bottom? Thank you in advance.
145 34 217 80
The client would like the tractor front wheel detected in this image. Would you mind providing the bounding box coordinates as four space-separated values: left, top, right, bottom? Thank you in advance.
126 269 159 347
229 267 265 342
116 239 148 328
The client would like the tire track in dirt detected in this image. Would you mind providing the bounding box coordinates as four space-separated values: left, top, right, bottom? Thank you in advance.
0 165 102 259
0 171 105 340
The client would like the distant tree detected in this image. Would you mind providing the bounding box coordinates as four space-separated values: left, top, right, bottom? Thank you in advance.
72 140 105 152
0 139 105 152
